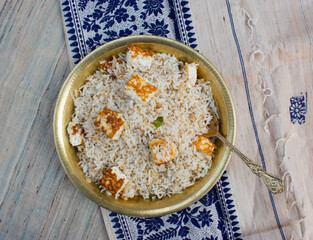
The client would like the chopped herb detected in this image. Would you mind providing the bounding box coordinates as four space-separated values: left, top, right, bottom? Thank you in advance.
153 116 163 128
101 71 108 75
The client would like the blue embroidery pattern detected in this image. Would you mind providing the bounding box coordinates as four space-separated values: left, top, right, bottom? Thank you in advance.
289 93 307 124
143 19 170 36
60 0 241 239
108 172 241 240
141 0 164 19
61 0 198 64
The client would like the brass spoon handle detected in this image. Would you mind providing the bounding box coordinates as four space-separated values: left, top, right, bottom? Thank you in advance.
217 132 284 194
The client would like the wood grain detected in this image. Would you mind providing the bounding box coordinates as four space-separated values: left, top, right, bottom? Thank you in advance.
0 1 108 239
0 0 312 239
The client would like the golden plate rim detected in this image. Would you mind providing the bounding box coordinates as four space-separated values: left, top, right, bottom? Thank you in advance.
53 35 236 217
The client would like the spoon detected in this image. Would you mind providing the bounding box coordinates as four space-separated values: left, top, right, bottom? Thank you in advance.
204 110 285 194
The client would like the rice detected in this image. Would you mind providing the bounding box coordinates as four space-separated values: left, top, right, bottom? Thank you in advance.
68 47 215 199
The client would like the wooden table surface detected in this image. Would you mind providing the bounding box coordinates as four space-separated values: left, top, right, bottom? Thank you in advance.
1 0 312 239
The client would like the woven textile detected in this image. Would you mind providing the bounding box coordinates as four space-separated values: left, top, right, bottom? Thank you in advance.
60 1 242 239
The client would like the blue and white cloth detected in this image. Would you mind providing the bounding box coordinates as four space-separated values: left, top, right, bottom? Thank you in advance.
60 0 242 239
103 174 241 240
61 0 198 65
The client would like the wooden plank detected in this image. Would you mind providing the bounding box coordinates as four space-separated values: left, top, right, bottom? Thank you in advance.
1 0 312 239
0 1 108 239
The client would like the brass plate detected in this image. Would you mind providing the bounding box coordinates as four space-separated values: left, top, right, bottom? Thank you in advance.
53 35 236 218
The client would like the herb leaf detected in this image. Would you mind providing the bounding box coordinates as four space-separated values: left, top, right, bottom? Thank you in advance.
153 116 163 128
101 71 108 75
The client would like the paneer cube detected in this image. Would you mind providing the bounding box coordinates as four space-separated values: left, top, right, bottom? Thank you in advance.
67 120 84 146
150 139 177 165
94 108 125 140
193 135 215 156
126 44 154 70
184 63 197 88
100 167 128 197
125 74 157 103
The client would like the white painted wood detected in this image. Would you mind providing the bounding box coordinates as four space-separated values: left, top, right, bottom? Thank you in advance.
1 0 312 239
0 1 108 239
